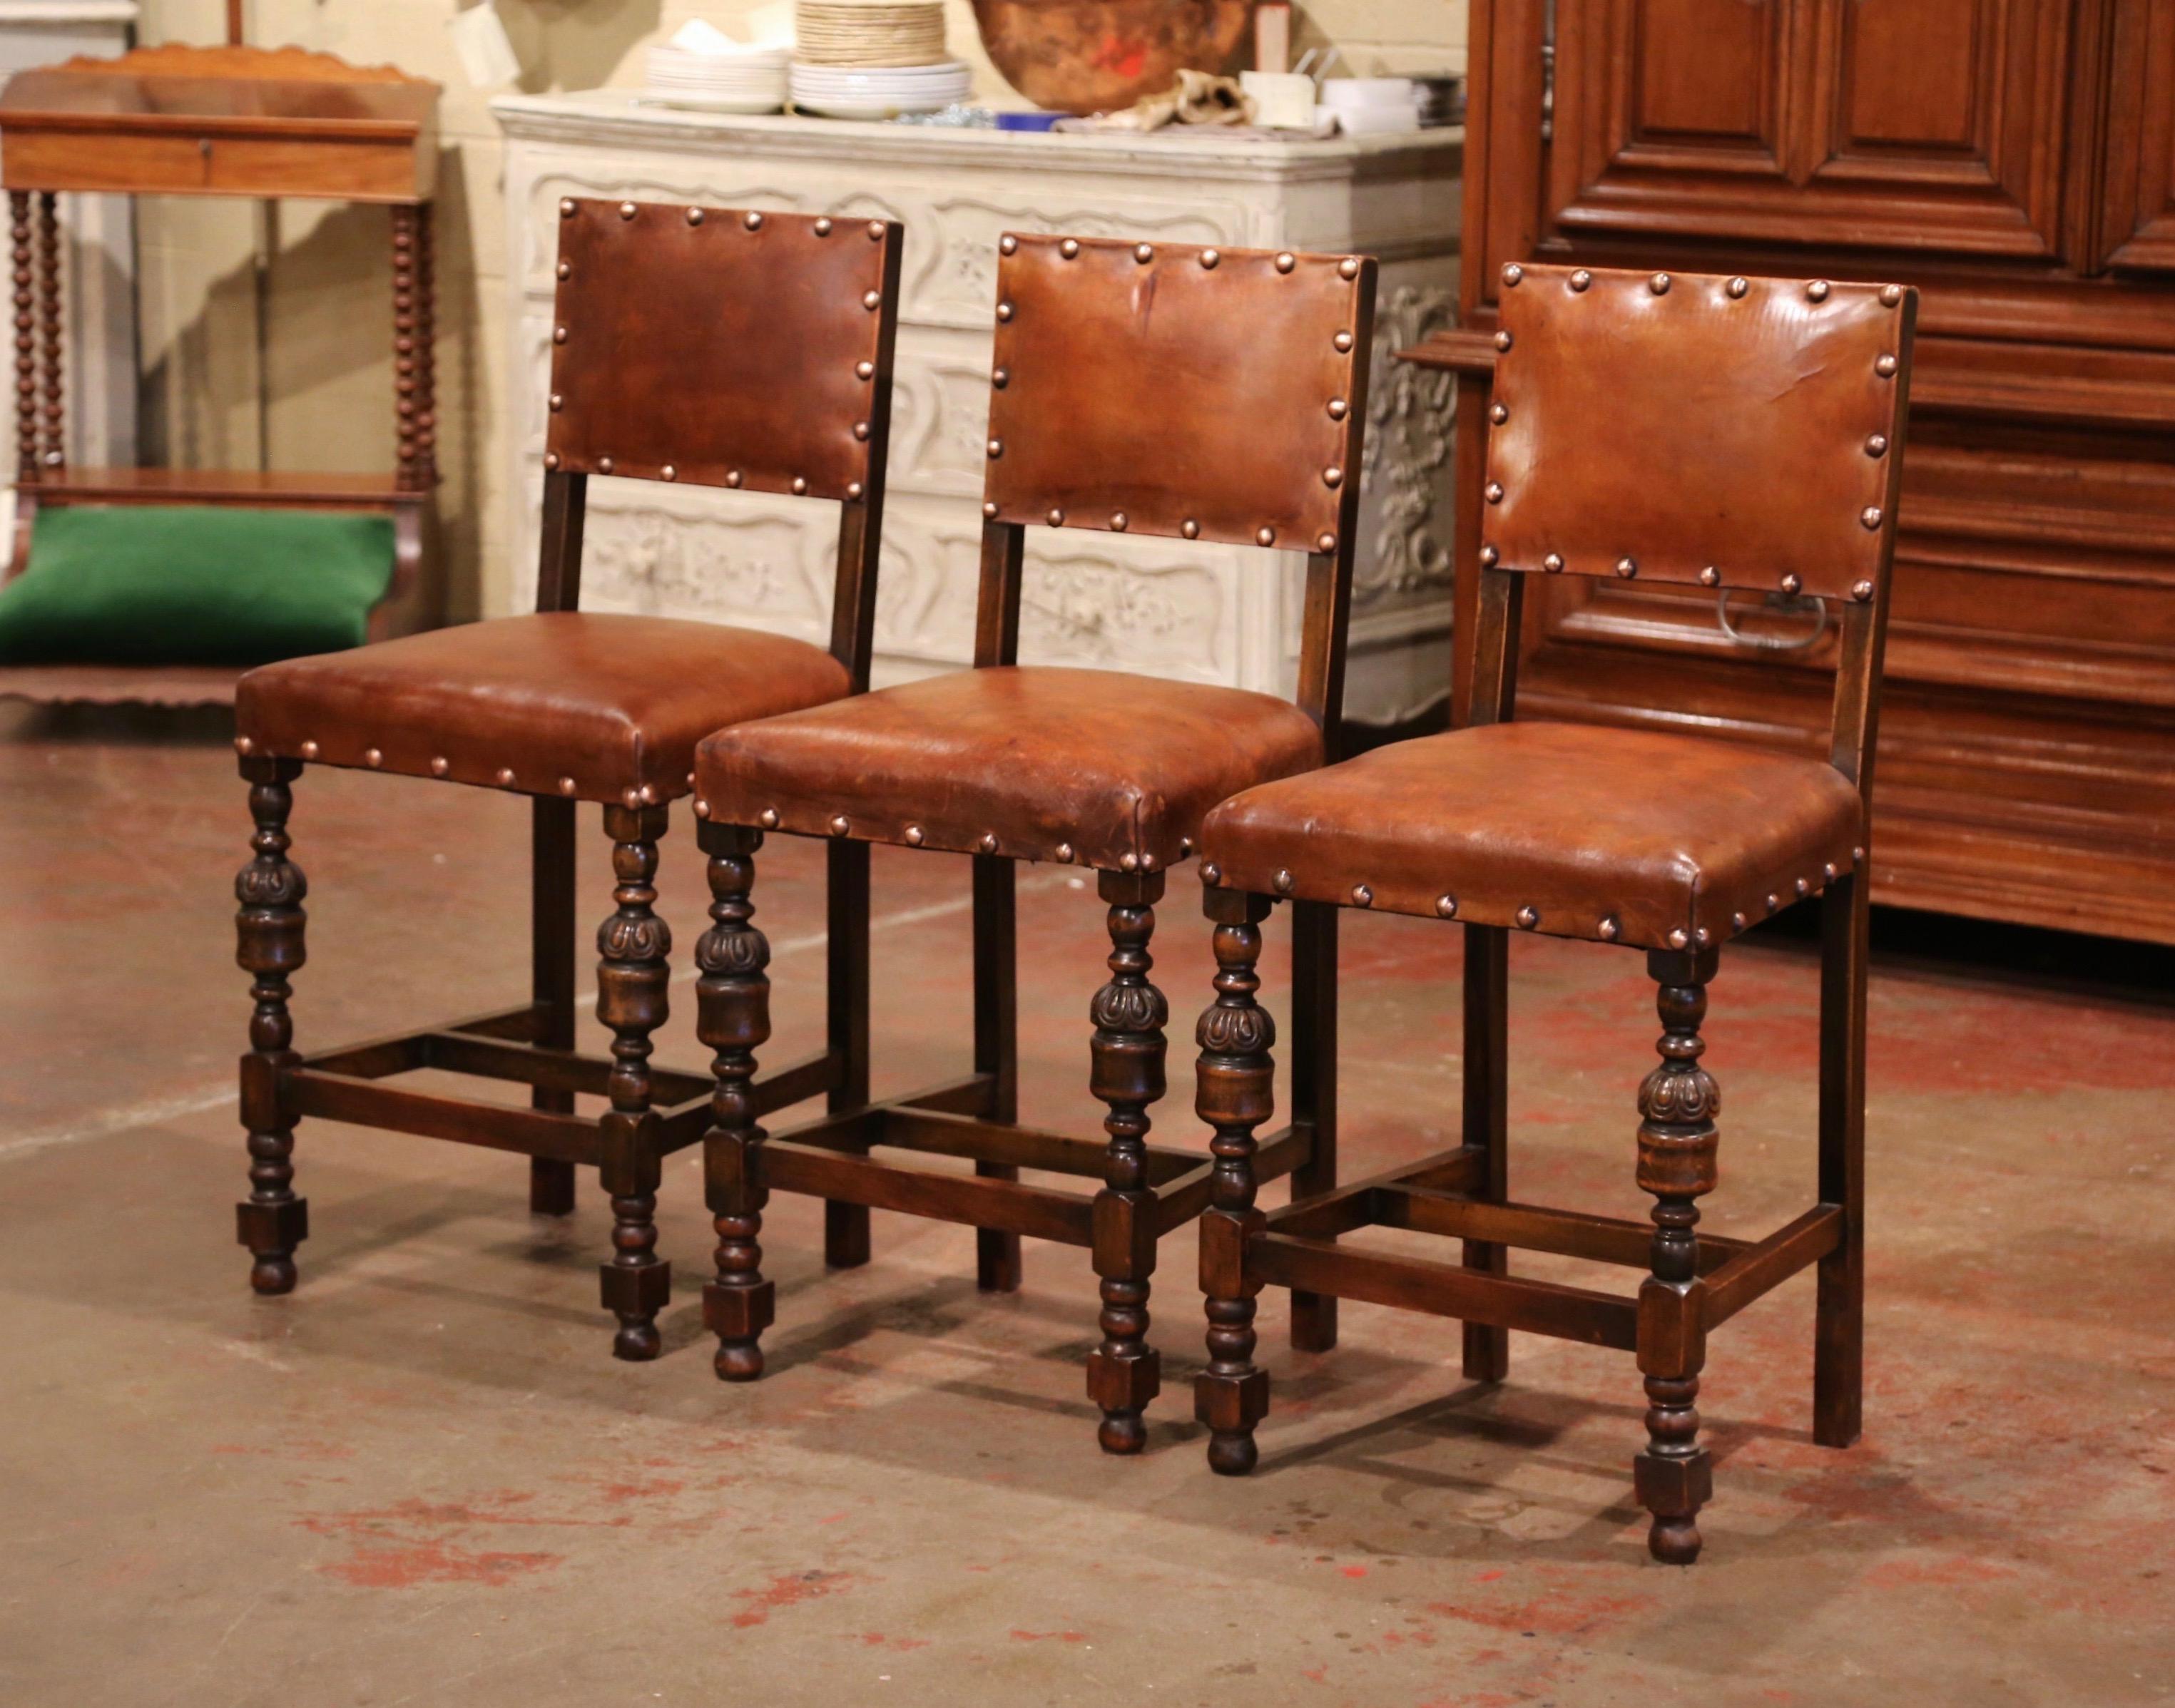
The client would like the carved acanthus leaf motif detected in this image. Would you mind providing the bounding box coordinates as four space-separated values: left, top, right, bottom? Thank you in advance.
1091 980 1168 1033
599 915 671 963
1639 1065 1721 1125
697 926 770 976
1196 1003 1273 1056
235 862 306 908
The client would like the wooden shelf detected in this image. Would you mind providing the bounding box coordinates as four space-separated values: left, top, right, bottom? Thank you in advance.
0 44 439 203
21 467 426 509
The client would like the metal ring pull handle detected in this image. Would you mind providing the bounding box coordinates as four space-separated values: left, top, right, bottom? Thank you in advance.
1716 588 1830 653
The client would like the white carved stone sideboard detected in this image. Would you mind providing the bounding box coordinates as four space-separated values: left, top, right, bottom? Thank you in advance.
492 94 1461 725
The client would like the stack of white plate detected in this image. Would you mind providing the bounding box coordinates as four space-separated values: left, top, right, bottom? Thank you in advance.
793 0 948 66
642 41 790 114
789 56 970 119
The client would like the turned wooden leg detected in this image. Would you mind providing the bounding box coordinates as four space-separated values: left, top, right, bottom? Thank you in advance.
699 826 774 1382
595 803 671 1361
1086 869 1167 1454
34 190 61 474
234 756 309 1295
1634 945 1721 1564
1814 869 1867 1447
530 795 579 1217
1196 892 1275 1475
11 191 36 484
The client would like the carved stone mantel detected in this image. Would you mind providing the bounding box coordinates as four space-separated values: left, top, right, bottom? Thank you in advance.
492 93 1461 723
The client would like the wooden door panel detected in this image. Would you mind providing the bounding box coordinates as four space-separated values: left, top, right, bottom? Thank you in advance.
2100 0 2175 271
1546 0 2077 260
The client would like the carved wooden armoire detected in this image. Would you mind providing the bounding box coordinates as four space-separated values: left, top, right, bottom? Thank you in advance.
1412 0 2175 944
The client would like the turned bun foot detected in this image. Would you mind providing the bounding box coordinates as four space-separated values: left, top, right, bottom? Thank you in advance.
715 1340 765 1382
1206 1431 1258 1476
1097 1410 1146 1455
249 1255 297 1296
1648 1515 1702 1565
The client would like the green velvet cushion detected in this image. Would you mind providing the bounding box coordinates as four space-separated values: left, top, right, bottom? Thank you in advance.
0 503 397 667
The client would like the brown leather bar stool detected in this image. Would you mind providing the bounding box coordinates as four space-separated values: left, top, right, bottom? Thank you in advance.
1191 262 1917 1561
691 233 1377 1451
228 198 902 1359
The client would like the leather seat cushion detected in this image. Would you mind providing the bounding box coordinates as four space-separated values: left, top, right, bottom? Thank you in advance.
696 665 1324 874
1201 720 1865 950
237 612 851 807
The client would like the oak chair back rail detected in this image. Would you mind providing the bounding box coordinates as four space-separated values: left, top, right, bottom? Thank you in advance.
975 232 1376 750
1470 261 1917 793
539 198 905 688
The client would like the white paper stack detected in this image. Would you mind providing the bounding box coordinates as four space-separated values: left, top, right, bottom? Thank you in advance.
643 20 790 113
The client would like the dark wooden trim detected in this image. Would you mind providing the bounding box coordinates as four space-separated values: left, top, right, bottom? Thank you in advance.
284 1068 597 1164
1703 1205 1842 1329
764 1140 1096 1247
1250 1232 1641 1351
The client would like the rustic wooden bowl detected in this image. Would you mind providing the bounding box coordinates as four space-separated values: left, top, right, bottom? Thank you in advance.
970 0 1253 116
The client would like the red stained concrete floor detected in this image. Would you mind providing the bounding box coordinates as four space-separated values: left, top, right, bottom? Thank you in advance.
2 702 2172 1707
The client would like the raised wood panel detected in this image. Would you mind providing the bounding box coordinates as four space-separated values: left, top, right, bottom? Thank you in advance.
1456 0 2175 945
1547 0 2075 260
2099 0 2175 271
1534 436 2175 710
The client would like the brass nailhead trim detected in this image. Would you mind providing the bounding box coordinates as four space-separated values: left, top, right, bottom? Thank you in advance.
905 825 924 845
1728 277 1749 299
1731 911 1748 932
1134 242 1153 263
744 210 763 230
1478 544 1499 567
1275 252 1295 273
1853 579 1873 601
1867 434 1889 458
1202 863 1221 885
1861 506 1883 530
1699 566 1721 586
1333 330 1354 352
495 768 515 787
847 481 863 500
1668 927 1689 948
981 834 1000 854
559 198 576 218
1181 518 1198 538
299 740 319 760
867 220 885 241
686 208 704 226
863 290 882 310
1436 895 1458 919
792 477 808 494
759 808 780 829
1877 354 1898 377
1201 248 1219 269
727 470 743 487
1807 280 1830 302
1351 884 1372 907
1485 481 1505 504
1049 508 1065 527
559 777 575 796
1000 234 1018 255
1569 268 1591 292
234 735 253 755
990 367 1007 389
815 217 832 236
1317 532 1337 552
618 200 636 220
1781 572 1803 594
1256 526 1276 547
1616 556 1637 578
1055 842 1074 864
1060 238 1079 259
1517 905 1539 929
1489 402 1508 424
829 815 850 836
1544 553 1564 573
695 799 710 819
1502 262 1523 287
1598 915 1619 941
1649 272 1671 295
1274 869 1294 894
1881 283 1905 307
996 301 1014 321
859 360 876 380
1495 330 1513 352
1111 511 1129 532
1329 398 1349 420
1122 852 1139 871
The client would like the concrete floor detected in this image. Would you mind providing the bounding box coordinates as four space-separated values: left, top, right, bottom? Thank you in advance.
3 701 2171 1708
